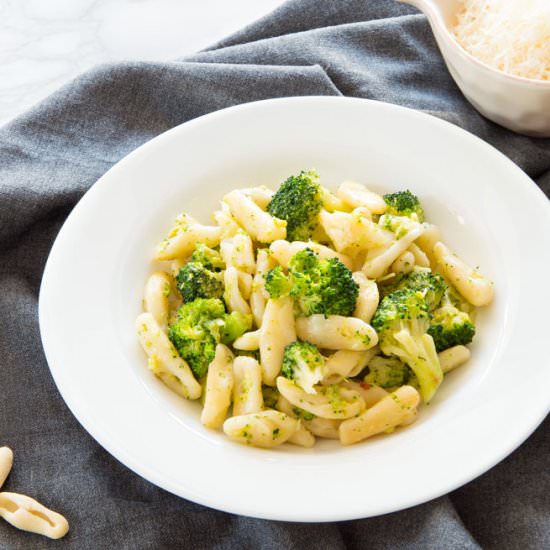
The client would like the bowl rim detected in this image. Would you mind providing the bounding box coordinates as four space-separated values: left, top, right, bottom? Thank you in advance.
402 0 550 88
38 96 550 522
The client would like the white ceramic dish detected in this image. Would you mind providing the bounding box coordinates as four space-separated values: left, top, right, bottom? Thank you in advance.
401 0 550 137
39 97 550 521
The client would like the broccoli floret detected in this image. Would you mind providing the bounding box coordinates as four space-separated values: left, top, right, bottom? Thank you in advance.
383 190 425 221
189 244 224 271
281 341 326 394
364 356 411 388
377 273 406 300
371 289 443 402
168 298 222 378
264 265 292 298
221 311 253 344
290 250 359 316
168 298 251 378
266 170 323 241
176 262 223 302
175 244 225 302
379 269 447 310
427 305 475 352
396 268 447 311
264 248 358 316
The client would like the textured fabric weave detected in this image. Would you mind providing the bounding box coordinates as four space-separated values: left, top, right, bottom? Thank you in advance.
0 1 548 548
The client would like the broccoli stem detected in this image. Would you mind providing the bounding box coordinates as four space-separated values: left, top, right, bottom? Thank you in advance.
391 331 442 402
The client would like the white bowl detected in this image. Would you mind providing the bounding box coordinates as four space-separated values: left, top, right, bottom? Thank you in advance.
39 97 550 521
402 0 550 137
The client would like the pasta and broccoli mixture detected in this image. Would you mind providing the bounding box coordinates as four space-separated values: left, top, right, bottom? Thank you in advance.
136 171 494 449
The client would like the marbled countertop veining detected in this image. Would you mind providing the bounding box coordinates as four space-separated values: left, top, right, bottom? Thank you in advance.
0 0 285 124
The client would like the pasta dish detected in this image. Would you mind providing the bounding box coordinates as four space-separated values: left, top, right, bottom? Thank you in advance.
136 171 494 448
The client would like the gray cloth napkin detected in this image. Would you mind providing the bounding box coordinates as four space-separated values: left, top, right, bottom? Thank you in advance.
0 0 548 548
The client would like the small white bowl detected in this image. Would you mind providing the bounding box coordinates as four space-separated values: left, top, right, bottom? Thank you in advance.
402 0 550 137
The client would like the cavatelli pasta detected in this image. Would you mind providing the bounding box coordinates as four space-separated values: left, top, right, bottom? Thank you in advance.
139 171 492 448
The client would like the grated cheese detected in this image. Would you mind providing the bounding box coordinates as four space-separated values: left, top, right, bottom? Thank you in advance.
452 0 550 81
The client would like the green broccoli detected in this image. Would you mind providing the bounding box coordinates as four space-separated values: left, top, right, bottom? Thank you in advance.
176 262 223 302
264 265 292 299
189 243 224 271
264 248 358 317
371 289 443 402
168 298 251 378
363 356 411 388
281 341 326 394
266 170 323 241
427 304 475 352
290 250 359 316
396 268 447 310
377 273 406 300
379 269 447 311
175 244 225 302
383 190 425 221
221 311 254 344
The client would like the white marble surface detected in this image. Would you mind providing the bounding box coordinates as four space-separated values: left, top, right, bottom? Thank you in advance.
0 0 286 124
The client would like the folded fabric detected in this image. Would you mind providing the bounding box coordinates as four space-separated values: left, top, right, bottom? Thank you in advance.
0 0 548 548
